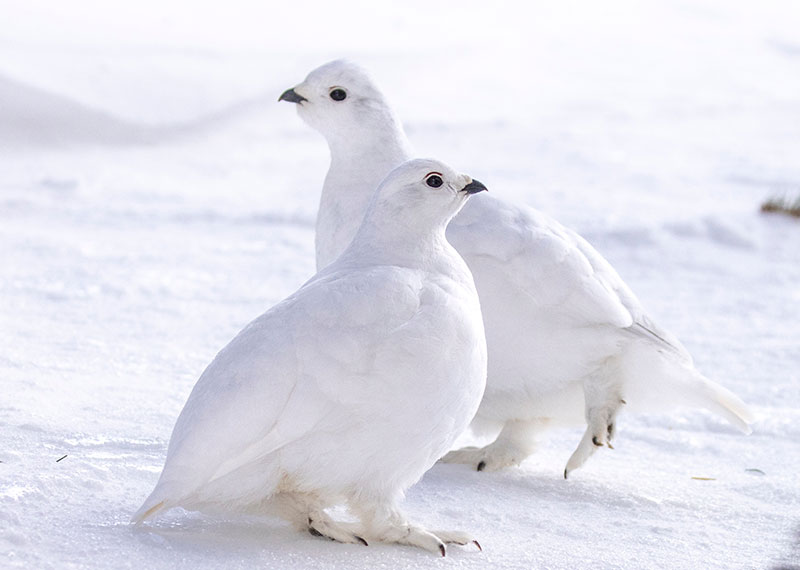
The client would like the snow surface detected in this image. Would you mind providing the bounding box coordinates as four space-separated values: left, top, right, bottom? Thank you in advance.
1 1 799 568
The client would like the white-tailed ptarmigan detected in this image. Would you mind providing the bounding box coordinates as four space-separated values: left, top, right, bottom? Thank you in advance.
279 60 754 478
132 158 488 555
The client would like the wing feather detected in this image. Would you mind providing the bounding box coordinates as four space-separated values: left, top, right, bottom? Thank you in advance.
146 266 425 505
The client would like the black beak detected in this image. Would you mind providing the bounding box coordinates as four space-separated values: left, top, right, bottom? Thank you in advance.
278 88 307 104
461 179 488 195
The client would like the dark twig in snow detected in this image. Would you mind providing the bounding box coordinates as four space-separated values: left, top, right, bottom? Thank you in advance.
761 194 800 218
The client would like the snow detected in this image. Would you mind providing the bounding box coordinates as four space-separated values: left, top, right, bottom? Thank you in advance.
1 1 799 568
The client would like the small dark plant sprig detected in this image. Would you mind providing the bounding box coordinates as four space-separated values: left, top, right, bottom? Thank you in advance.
761 193 800 218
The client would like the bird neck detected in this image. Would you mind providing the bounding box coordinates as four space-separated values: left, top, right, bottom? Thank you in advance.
316 122 414 270
341 220 456 273
327 116 412 175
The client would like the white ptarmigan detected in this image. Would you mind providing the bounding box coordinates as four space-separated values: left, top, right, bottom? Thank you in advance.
132 159 489 555
279 60 754 478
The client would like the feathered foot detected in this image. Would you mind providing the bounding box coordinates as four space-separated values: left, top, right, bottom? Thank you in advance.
440 419 542 472
355 504 481 556
432 530 482 552
272 492 367 546
564 395 626 478
307 513 368 546
380 525 480 556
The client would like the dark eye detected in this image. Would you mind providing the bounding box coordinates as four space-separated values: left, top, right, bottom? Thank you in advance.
329 88 347 101
426 174 443 188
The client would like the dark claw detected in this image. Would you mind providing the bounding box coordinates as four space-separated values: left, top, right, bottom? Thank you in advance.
607 442 615 450
620 399 627 405
592 436 603 447
355 536 368 546
477 461 486 472
564 468 569 479
439 544 446 557
473 540 482 552
307 520 335 542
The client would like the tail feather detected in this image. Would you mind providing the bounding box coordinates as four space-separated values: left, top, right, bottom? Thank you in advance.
131 485 173 525
694 374 754 434
621 341 755 433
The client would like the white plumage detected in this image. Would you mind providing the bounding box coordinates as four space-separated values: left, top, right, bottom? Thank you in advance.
133 159 488 555
279 60 754 477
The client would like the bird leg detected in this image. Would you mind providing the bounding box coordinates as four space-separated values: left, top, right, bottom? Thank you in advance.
271 492 368 546
306 512 368 546
439 419 544 471
564 377 625 478
353 503 480 556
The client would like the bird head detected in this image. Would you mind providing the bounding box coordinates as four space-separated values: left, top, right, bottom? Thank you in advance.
279 60 400 146
366 158 487 232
